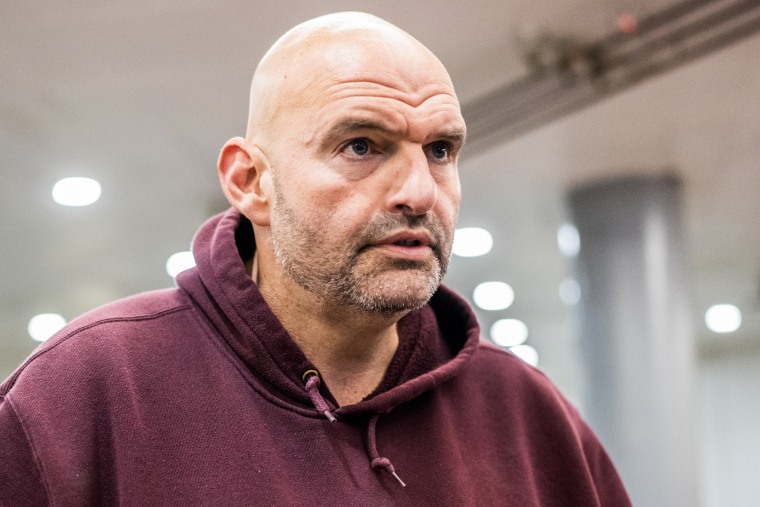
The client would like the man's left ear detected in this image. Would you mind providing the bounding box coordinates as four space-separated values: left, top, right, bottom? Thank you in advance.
217 137 273 226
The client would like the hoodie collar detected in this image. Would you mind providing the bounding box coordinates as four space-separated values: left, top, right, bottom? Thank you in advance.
177 209 480 416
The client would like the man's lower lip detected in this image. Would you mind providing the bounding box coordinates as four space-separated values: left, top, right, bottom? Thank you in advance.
372 244 432 260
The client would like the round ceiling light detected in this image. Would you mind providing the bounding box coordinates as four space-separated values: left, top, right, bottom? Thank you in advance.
509 344 539 367
52 177 102 207
28 313 66 342
166 251 196 278
452 227 493 257
473 281 515 311
557 223 580 257
490 318 529 347
705 304 742 333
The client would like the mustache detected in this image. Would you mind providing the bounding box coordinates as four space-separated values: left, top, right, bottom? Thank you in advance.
358 214 447 253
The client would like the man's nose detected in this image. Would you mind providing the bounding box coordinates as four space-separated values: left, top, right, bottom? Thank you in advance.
384 145 437 216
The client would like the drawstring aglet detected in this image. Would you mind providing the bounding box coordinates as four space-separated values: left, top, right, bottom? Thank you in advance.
303 369 338 423
390 471 406 488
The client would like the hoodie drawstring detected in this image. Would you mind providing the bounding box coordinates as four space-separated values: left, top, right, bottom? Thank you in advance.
302 370 337 422
301 370 405 488
366 414 406 487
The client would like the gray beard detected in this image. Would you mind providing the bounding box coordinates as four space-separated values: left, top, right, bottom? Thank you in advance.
270 183 449 316
275 243 442 316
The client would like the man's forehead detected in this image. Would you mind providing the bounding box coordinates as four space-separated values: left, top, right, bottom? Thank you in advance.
247 12 461 145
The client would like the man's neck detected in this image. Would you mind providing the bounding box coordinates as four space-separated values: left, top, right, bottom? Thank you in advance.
251 254 402 406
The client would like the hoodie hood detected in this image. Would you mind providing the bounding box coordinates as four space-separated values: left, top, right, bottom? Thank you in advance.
176 209 480 419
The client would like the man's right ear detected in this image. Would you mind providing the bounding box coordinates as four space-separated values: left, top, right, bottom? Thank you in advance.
217 137 273 226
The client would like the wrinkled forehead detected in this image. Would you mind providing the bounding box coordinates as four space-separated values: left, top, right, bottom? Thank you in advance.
247 16 462 143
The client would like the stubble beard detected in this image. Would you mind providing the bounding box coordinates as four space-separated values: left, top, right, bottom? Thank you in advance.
269 183 451 316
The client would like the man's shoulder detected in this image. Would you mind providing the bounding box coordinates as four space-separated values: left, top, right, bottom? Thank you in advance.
1 288 197 396
67 287 192 328
462 340 579 414
43 287 194 351
469 339 545 380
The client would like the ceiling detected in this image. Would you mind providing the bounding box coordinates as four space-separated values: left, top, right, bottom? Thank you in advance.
2 1 758 395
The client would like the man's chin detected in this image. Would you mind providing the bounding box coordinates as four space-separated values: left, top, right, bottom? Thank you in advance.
348 292 432 317
345 270 441 315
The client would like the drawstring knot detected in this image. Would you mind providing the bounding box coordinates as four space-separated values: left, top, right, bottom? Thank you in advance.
371 457 406 487
302 370 337 422
366 414 406 487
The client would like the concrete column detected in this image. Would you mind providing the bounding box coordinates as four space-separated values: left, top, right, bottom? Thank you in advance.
569 175 697 507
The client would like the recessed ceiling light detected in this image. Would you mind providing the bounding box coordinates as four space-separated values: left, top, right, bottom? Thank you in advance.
166 251 196 278
509 344 539 367
473 281 515 311
28 313 66 342
52 177 102 207
452 227 493 257
557 223 580 257
705 304 742 333
490 318 529 347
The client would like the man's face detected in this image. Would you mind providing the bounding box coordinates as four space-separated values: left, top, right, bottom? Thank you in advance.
265 35 465 315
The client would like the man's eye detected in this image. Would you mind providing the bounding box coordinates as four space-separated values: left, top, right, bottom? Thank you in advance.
346 138 371 156
430 141 451 160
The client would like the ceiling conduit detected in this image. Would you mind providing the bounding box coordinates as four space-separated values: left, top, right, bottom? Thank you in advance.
462 0 760 147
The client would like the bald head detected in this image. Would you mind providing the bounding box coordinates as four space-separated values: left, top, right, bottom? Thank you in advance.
245 12 458 148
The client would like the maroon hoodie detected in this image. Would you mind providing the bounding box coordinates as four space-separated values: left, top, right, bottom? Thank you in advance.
0 209 631 506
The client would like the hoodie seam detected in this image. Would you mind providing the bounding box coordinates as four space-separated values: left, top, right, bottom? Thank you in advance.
1 305 192 395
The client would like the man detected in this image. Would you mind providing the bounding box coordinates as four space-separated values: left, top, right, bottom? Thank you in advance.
0 12 631 506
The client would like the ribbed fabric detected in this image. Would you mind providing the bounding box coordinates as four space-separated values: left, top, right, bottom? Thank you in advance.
0 209 631 506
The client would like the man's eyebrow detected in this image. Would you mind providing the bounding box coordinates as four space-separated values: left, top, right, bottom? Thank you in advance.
320 118 466 148
320 119 396 147
436 127 467 147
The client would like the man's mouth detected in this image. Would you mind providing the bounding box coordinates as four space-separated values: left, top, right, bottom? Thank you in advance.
392 239 422 247
378 229 433 248
366 230 436 262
